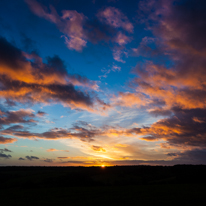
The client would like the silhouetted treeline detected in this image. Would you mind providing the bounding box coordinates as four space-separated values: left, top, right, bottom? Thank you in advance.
1 165 206 188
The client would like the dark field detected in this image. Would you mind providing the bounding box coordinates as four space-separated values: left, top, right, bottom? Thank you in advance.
1 165 206 205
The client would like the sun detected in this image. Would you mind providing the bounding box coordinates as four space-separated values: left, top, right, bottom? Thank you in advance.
101 165 105 168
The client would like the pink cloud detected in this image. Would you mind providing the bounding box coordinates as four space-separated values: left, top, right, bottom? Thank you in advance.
112 49 126 63
26 0 87 51
97 7 133 33
114 32 131 45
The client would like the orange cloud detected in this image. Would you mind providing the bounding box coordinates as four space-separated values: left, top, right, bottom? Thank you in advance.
111 92 146 108
0 37 109 114
46 148 59 152
91 145 106 152
115 144 128 147
0 136 17 144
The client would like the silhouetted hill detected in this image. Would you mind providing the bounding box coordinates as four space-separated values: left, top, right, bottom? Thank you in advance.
1 165 206 206
1 165 206 188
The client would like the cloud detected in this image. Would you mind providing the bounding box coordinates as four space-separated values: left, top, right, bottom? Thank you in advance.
97 7 133 33
26 0 87 51
18 157 25 160
112 65 121 72
141 108 206 147
1 123 98 141
46 148 69 152
107 0 206 152
178 149 206 164
0 120 141 142
114 32 131 45
25 155 39 161
0 37 109 114
167 153 177 157
57 157 69 159
43 158 53 163
0 148 12 152
111 92 146 107
148 108 172 117
0 109 36 126
57 156 97 162
0 136 17 144
84 18 116 44
112 49 126 63
46 148 58 152
91 145 106 152
21 33 36 52
0 108 47 145
96 7 133 62
25 0 133 65
37 111 47 116
161 149 206 165
4 99 16 107
132 37 157 57
115 144 128 148
1 107 204 150
0 153 12 159
133 0 206 101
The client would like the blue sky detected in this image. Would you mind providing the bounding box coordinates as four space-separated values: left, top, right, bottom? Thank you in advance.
0 0 206 166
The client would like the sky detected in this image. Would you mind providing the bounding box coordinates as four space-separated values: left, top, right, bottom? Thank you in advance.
0 0 206 166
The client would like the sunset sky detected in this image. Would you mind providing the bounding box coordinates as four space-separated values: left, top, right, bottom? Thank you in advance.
0 0 206 166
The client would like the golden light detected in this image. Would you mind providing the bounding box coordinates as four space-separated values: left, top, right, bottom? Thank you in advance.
101 165 105 168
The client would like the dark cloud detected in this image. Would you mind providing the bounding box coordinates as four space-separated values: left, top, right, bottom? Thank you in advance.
58 160 91 164
45 55 67 76
167 153 178 157
0 36 25 69
149 108 172 117
101 157 206 166
0 148 12 153
4 99 16 107
1 123 97 142
18 157 25 160
0 109 36 126
5 125 24 131
141 135 157 141
0 75 94 110
25 155 39 161
135 107 206 147
0 121 139 142
0 136 17 144
151 108 206 147
178 149 206 164
0 153 12 159
43 158 53 163
163 149 206 165
84 19 116 44
0 37 108 113
37 111 47 116
21 33 36 52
